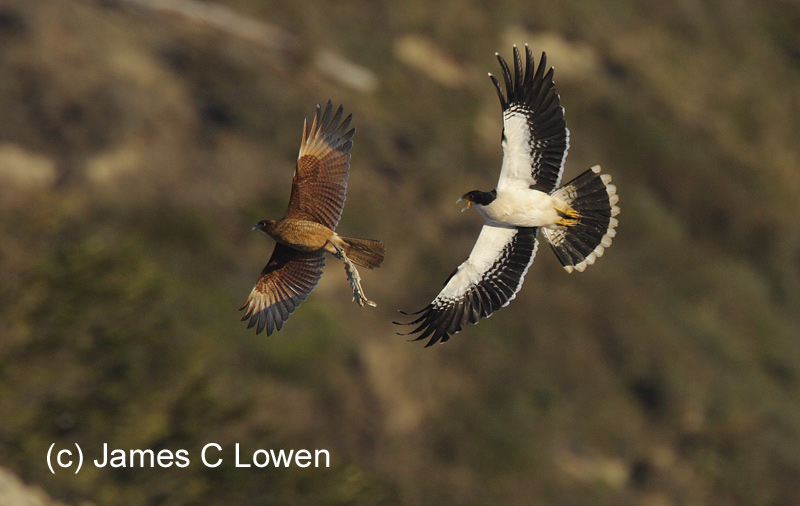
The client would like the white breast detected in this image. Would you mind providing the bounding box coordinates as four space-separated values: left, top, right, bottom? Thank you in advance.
477 187 563 228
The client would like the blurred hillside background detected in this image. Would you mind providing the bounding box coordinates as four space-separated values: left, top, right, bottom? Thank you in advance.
1 0 799 504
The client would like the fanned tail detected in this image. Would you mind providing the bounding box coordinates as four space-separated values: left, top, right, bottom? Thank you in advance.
338 237 385 269
542 165 619 272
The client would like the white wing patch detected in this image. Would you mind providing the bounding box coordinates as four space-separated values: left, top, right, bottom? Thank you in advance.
441 223 530 299
497 111 536 190
395 224 539 346
497 107 570 192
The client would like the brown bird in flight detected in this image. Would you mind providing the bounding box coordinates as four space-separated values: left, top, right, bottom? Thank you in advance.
240 101 385 335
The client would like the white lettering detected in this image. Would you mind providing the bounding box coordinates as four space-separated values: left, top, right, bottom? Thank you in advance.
130 449 155 467
109 449 126 468
294 449 311 468
270 449 293 467
315 449 330 468
252 449 269 468
202 443 222 468
93 443 107 467
156 449 174 467
58 449 73 468
175 449 190 468
235 443 250 467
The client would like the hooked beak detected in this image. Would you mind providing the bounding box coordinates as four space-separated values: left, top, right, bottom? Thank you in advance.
457 197 473 212
252 223 261 231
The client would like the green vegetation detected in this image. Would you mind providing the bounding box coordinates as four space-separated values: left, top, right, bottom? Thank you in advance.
1 0 799 504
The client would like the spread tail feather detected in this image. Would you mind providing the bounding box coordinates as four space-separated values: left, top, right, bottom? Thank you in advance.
542 165 619 272
336 236 385 269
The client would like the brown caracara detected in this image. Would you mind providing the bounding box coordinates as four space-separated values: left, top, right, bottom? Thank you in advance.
395 45 620 346
240 101 385 335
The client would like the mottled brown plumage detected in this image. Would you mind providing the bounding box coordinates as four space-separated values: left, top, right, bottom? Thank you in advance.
240 101 385 336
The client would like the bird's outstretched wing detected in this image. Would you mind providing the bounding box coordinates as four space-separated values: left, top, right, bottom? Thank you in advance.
240 244 326 335
286 101 355 230
394 225 539 346
490 45 569 193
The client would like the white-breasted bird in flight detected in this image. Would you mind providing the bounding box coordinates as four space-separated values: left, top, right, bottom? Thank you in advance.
395 45 620 346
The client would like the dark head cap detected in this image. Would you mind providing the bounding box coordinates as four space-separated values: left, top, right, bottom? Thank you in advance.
459 189 497 210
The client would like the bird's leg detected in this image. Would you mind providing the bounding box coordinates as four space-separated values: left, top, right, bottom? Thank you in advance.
343 255 377 308
331 243 377 308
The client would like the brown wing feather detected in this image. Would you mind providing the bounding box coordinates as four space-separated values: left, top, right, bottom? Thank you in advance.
239 244 326 335
286 101 355 230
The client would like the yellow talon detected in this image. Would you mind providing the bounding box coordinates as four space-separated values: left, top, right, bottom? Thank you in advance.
555 206 581 227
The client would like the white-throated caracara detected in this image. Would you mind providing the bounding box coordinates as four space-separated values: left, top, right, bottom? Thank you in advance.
395 45 619 346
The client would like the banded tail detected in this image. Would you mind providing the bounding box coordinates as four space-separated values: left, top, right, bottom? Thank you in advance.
542 165 619 273
334 236 386 269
